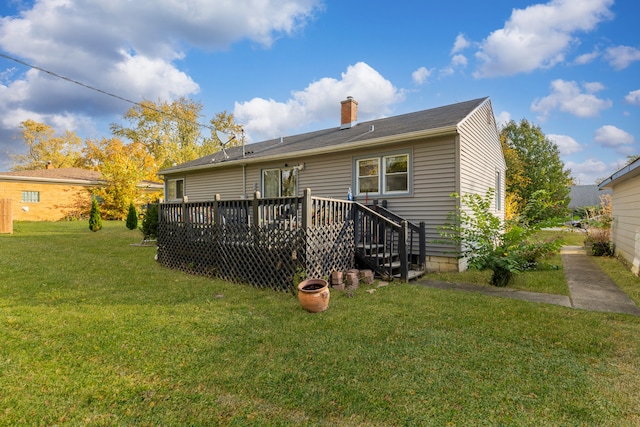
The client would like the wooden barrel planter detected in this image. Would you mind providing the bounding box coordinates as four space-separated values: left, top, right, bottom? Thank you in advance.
297 279 330 313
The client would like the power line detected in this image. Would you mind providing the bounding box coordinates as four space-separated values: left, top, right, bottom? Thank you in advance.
0 52 217 132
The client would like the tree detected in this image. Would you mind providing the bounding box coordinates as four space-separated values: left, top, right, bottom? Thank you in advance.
126 203 138 230
10 120 84 171
500 119 572 223
140 203 159 240
438 190 561 287
89 196 103 232
83 137 154 220
110 98 243 175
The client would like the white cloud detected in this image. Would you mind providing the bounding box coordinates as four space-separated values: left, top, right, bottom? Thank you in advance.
451 54 468 67
594 125 635 147
531 79 612 120
574 49 600 65
234 62 404 141
0 0 322 161
0 0 323 171
604 45 640 70
473 0 614 78
412 67 433 85
495 111 512 128
451 33 471 54
548 134 583 155
565 158 609 185
625 89 640 105
439 67 455 78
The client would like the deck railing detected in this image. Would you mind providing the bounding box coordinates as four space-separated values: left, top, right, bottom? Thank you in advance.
157 189 356 291
157 189 425 291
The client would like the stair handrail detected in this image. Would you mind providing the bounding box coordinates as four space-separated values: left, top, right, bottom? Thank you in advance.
353 202 409 280
369 203 426 270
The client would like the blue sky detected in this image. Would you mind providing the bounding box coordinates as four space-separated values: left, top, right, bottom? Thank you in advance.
0 0 638 184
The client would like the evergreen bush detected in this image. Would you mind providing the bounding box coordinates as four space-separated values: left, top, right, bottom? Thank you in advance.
89 196 103 232
140 203 159 240
126 203 138 230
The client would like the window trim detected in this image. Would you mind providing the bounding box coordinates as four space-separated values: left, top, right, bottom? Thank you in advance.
354 150 412 197
495 170 502 211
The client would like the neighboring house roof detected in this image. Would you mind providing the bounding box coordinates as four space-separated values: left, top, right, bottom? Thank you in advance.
160 97 489 175
568 185 611 209
0 167 162 189
0 167 102 183
598 157 640 189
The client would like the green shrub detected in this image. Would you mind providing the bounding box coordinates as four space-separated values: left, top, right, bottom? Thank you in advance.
438 190 561 287
140 203 158 240
126 203 138 230
89 197 103 232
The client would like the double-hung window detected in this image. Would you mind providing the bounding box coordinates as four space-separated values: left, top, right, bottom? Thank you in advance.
356 153 410 196
167 178 184 201
262 167 297 198
495 170 502 211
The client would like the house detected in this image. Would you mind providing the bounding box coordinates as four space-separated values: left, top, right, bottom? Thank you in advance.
159 97 506 275
568 185 611 211
598 158 640 276
0 164 162 222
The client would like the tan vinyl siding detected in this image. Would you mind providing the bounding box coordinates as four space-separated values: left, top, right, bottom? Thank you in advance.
610 177 640 275
458 99 506 221
181 167 245 201
166 136 459 257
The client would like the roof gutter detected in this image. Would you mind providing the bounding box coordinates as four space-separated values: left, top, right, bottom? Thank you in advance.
0 176 104 185
598 158 640 189
159 125 459 176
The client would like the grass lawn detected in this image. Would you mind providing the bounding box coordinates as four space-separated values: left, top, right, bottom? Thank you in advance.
1 222 640 426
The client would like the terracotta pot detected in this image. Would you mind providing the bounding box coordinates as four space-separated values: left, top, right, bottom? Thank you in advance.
297 279 330 313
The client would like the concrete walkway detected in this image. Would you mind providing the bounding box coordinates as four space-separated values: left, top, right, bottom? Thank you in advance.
416 246 640 316
561 246 640 316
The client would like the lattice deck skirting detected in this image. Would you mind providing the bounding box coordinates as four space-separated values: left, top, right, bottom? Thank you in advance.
157 190 424 291
157 192 356 292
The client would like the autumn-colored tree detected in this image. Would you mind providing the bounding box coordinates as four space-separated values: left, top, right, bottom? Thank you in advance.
500 119 572 223
110 98 243 175
84 137 155 220
10 120 84 170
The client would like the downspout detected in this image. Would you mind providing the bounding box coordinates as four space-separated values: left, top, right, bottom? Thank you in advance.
242 164 247 198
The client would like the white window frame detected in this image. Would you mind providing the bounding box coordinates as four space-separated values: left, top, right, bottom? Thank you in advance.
355 151 411 197
495 170 502 211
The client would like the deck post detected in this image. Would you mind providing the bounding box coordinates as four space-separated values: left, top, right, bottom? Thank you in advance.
399 220 409 281
252 191 261 227
182 196 189 226
302 188 312 230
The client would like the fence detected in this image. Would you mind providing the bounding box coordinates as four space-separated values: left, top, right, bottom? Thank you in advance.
0 199 12 234
157 189 355 292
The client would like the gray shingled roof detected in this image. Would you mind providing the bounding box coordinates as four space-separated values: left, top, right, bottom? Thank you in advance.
160 97 489 174
568 185 611 209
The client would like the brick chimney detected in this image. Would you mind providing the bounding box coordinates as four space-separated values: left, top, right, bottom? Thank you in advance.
46 161 54 170
340 96 358 129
